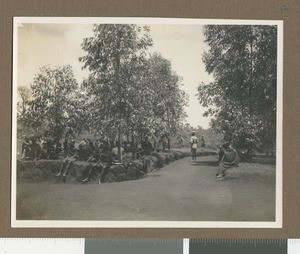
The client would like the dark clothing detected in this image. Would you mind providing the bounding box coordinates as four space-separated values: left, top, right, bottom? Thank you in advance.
217 147 225 164
21 138 31 159
191 148 197 160
217 147 239 176
201 138 205 148
142 140 154 155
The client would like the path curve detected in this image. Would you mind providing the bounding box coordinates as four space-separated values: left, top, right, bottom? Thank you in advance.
17 156 275 221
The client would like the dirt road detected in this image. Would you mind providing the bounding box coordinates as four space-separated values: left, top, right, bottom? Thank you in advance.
17 156 276 221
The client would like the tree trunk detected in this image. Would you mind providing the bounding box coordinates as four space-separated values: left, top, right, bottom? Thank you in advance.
131 134 136 159
118 124 122 161
153 136 157 150
249 25 254 115
167 136 171 151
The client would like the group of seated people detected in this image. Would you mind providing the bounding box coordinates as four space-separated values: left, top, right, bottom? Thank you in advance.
21 133 155 163
21 134 76 160
56 137 155 183
21 133 240 182
21 133 157 183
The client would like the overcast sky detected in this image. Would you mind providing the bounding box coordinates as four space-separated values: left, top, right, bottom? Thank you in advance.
16 23 214 129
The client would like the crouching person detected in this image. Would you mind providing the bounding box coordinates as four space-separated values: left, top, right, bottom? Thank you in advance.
216 142 239 179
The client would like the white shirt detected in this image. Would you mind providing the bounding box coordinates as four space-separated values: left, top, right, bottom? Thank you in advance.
190 136 198 149
112 147 124 156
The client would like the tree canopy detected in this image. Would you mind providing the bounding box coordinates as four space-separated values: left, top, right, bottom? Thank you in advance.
144 53 188 148
17 86 31 117
80 24 188 154
23 65 85 140
198 25 277 155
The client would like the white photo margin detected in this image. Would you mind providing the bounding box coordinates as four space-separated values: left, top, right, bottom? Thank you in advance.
11 17 283 228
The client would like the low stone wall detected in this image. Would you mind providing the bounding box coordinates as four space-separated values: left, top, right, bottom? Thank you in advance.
17 150 217 184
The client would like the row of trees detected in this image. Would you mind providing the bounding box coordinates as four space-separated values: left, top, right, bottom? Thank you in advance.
17 24 188 159
18 24 277 159
198 25 277 157
172 123 224 149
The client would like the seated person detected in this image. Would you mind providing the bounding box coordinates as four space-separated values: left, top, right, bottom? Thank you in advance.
69 139 76 155
21 136 31 160
77 138 94 160
63 138 69 154
111 141 125 161
216 142 239 178
217 145 225 165
56 153 79 179
81 151 104 183
28 134 42 160
54 140 63 157
142 137 154 156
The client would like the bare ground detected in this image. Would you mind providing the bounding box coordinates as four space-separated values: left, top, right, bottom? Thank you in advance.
16 156 276 221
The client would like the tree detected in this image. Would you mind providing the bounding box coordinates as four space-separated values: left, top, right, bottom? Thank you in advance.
24 65 84 140
80 24 153 159
17 86 30 117
144 53 188 150
198 25 277 157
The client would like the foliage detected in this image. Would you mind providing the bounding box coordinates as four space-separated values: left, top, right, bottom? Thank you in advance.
198 25 277 155
172 123 224 149
143 53 188 141
23 65 85 140
80 24 153 141
80 25 188 151
17 86 31 117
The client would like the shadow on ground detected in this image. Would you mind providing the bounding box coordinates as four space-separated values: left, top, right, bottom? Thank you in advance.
191 160 218 167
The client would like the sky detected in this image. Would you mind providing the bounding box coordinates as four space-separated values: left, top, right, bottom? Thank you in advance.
16 22 214 129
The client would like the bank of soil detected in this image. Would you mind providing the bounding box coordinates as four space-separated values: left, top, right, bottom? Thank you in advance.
17 149 217 184
16 155 276 221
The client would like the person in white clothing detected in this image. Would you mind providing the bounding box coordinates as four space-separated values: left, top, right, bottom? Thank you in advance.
190 132 198 162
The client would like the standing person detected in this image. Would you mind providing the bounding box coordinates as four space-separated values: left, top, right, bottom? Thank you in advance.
201 136 206 148
190 131 198 162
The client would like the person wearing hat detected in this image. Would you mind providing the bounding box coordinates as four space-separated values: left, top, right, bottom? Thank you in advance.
190 131 198 162
216 142 239 178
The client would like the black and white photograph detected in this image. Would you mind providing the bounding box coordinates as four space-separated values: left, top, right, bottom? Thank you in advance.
12 17 283 228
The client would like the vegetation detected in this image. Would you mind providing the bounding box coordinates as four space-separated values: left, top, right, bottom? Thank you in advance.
18 25 188 158
19 65 86 140
79 24 188 158
17 24 278 160
198 25 277 158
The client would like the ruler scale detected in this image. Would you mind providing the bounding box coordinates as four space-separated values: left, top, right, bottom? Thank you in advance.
1 238 300 254
85 238 183 254
190 239 287 253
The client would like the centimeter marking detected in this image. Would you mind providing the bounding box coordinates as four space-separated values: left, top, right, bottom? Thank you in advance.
190 238 287 245
86 238 184 243
0 238 298 244
0 238 84 254
1 238 300 254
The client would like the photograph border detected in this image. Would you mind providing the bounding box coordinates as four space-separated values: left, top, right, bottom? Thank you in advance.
11 17 283 228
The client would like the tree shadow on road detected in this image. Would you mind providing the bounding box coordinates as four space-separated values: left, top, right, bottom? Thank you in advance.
146 173 162 178
190 160 218 167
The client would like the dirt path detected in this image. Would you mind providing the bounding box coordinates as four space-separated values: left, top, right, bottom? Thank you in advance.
17 156 275 221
